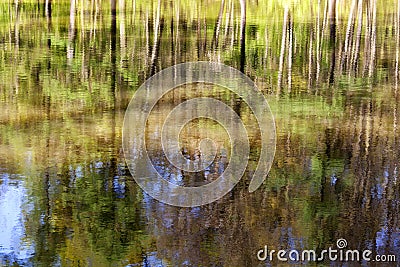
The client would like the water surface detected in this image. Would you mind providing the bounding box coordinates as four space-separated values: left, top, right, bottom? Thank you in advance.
0 0 399 266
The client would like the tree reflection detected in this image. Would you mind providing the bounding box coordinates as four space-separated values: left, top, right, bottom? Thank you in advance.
0 0 399 266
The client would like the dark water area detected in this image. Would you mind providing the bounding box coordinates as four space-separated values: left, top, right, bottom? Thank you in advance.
0 0 399 266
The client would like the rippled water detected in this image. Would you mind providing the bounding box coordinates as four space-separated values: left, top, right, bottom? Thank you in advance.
0 0 399 266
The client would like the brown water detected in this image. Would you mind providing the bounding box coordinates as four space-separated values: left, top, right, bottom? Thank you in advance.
0 0 399 266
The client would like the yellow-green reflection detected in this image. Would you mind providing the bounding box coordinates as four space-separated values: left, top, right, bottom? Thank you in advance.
0 0 399 266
